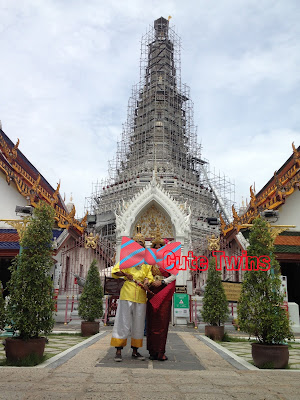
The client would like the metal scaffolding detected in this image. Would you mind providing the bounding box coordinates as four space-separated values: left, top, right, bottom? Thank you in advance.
85 17 235 255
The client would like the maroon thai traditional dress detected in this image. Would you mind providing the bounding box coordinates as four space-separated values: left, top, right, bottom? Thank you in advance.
146 265 175 357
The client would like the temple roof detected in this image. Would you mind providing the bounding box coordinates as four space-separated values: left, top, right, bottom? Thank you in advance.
0 129 87 233
220 142 300 237
0 129 66 210
0 228 64 252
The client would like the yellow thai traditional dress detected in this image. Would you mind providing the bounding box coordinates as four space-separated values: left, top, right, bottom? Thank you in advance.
110 262 153 348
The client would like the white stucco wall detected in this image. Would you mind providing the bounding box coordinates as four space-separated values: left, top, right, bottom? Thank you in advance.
0 173 28 228
278 190 300 230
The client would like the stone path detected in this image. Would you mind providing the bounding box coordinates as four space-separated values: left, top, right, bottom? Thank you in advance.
0 329 300 399
97 332 205 370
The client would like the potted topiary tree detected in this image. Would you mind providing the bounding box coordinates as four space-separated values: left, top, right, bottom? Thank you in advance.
78 259 103 336
201 258 229 340
5 202 55 362
238 217 294 368
0 281 5 332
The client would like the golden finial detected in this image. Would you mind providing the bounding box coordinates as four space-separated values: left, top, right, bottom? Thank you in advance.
32 174 41 191
11 138 19 159
133 225 145 244
219 214 226 233
168 16 172 21
151 227 165 247
292 142 300 168
232 204 239 220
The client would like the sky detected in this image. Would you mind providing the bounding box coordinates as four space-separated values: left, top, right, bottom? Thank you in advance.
1 0 300 218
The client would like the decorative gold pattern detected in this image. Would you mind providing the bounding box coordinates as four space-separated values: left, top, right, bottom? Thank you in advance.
151 265 163 281
266 223 295 240
207 234 220 251
1 218 31 240
292 142 300 168
133 224 145 244
11 138 19 161
84 232 99 249
134 204 174 239
0 134 87 233
151 227 165 246
221 143 300 237
0 135 18 164
239 223 295 240
249 185 257 211
220 214 226 232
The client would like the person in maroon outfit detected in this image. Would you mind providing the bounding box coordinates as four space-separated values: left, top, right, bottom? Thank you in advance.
146 236 176 361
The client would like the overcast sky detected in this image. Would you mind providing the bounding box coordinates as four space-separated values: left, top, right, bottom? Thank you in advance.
1 0 299 217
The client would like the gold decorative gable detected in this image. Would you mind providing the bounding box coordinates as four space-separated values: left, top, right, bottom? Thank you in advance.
221 143 300 237
0 134 87 233
133 204 174 240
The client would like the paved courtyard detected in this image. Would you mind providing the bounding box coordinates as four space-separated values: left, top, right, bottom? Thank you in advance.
219 339 300 370
0 327 300 399
0 333 88 365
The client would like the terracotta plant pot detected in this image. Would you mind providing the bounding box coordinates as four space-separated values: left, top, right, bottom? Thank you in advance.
205 325 224 341
251 343 289 369
81 321 100 336
5 337 46 362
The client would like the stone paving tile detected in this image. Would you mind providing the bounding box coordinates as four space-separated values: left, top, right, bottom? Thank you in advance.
1 329 300 400
96 333 205 371
0 393 25 400
182 395 234 400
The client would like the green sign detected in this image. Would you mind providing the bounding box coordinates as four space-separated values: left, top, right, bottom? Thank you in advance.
174 293 189 309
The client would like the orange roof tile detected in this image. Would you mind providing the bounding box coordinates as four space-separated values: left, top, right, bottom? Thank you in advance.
275 236 300 246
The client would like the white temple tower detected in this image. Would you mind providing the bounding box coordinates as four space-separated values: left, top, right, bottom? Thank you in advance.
86 17 234 286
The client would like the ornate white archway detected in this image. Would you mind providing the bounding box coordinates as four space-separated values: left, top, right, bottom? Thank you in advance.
115 176 191 285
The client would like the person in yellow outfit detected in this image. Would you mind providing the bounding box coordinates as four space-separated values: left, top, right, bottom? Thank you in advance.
110 229 154 362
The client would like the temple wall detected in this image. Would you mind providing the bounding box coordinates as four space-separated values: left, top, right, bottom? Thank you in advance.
278 190 300 230
0 173 28 228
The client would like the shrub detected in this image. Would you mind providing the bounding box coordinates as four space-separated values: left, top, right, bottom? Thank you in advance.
201 258 229 326
0 281 5 330
237 217 293 344
78 259 103 322
6 202 55 339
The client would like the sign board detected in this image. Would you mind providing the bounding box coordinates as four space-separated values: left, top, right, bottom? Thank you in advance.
174 293 189 318
222 281 242 303
186 280 193 296
104 277 124 296
175 285 187 294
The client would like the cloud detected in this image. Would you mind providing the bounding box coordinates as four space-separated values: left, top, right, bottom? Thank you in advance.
205 128 300 206
0 0 299 218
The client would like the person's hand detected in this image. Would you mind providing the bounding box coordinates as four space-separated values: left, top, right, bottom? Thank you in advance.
144 278 149 285
152 280 162 287
125 273 133 281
